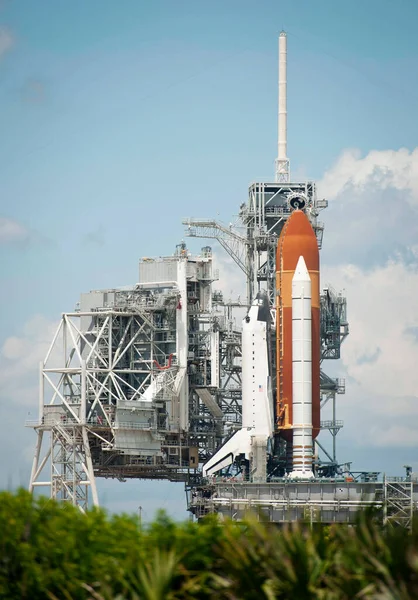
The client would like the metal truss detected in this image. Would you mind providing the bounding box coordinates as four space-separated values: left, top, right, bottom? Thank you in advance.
182 219 248 276
188 298 244 464
29 425 98 512
189 478 418 526
240 181 327 306
275 157 290 183
27 288 193 503
383 476 414 531
316 372 346 473
188 480 385 523
28 252 255 506
321 287 349 360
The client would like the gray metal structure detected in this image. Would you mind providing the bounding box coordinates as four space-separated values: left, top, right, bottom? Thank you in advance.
27 245 244 505
383 475 416 530
188 478 418 528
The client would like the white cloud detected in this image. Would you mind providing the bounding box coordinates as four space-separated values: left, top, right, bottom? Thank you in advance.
0 217 29 243
0 315 58 490
0 26 13 60
0 315 58 407
316 147 418 462
212 252 247 330
323 259 418 402
318 147 418 268
319 147 418 203
214 251 246 302
2 336 26 360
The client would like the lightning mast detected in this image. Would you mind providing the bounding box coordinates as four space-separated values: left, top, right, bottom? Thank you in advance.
275 31 290 182
184 31 346 479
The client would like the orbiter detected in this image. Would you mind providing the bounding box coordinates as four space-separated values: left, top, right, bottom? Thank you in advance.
202 291 274 478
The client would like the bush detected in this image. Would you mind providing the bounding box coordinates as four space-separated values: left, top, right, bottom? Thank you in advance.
0 489 417 599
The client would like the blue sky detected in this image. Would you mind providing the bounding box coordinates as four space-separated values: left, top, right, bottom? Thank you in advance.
1 0 418 518
1 0 417 333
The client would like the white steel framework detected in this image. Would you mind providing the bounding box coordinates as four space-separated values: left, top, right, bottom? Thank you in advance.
383 476 415 531
28 247 251 506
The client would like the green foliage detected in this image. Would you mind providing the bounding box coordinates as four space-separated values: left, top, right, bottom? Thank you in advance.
0 489 417 599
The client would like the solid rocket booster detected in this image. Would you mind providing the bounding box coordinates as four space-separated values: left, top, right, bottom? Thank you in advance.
203 292 273 478
276 210 320 472
289 256 314 478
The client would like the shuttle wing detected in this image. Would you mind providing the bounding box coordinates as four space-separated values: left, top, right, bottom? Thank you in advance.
202 428 253 477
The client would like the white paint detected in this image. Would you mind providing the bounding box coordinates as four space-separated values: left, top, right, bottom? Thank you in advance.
290 256 314 479
275 31 290 182
176 259 189 431
203 428 253 477
241 298 274 435
278 31 287 163
210 330 220 388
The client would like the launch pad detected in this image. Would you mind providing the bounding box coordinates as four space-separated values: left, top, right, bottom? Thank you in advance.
27 33 417 526
187 476 416 529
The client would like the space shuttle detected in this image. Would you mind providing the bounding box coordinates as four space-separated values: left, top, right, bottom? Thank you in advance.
202 291 274 478
204 30 321 480
203 209 320 480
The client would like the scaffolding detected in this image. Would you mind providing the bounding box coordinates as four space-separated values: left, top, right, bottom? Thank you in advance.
383 476 415 531
27 247 248 503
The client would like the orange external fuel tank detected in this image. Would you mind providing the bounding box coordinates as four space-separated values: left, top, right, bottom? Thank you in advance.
276 209 320 442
